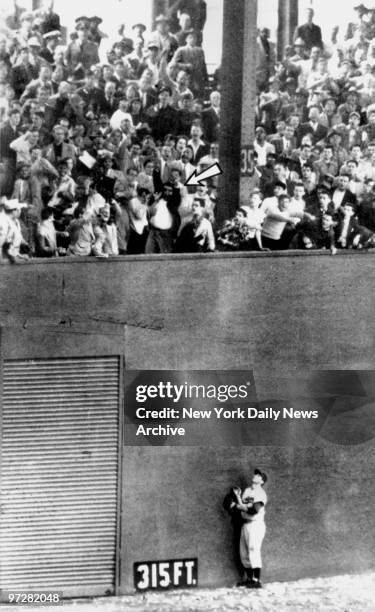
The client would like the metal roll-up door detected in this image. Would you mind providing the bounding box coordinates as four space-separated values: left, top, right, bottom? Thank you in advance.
0 356 121 598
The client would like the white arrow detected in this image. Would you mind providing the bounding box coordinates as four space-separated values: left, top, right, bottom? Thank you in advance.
185 162 223 186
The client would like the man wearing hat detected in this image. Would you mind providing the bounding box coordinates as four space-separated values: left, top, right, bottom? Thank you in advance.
39 0 61 35
2 198 29 261
149 15 178 63
167 0 207 36
10 46 35 98
132 23 147 41
116 25 135 55
293 7 323 51
256 27 276 92
75 16 90 30
89 16 107 47
65 21 99 77
289 38 308 64
175 13 202 47
169 29 207 98
27 36 44 79
40 30 60 66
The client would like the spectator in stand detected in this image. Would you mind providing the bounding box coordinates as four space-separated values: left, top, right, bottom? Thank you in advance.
0 108 21 196
175 13 202 47
145 183 180 253
148 15 178 63
202 91 220 143
294 7 323 52
167 0 207 38
169 30 208 98
256 28 276 92
175 195 214 252
2 2 375 258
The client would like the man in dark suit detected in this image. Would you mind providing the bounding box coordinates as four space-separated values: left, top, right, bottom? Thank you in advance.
146 87 179 144
331 173 357 212
202 91 220 143
11 47 34 97
97 81 118 116
43 125 76 168
293 7 323 51
65 23 99 78
335 202 371 249
297 106 327 146
269 124 296 157
0 109 21 196
76 70 104 114
153 145 175 192
187 124 208 165
169 30 208 97
40 30 61 67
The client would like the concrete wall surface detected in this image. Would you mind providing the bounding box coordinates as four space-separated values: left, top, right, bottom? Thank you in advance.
0 251 375 592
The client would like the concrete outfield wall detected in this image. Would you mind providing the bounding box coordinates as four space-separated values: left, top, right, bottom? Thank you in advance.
0 251 375 592
123 445 375 590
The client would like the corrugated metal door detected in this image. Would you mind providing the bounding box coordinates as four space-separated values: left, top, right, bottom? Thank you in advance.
0 356 121 598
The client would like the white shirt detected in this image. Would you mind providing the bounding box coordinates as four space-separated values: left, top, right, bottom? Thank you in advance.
7 217 24 258
37 218 57 251
128 197 148 235
262 199 289 240
253 140 275 167
150 199 174 230
0 210 11 256
288 197 305 225
110 110 133 131
241 207 265 238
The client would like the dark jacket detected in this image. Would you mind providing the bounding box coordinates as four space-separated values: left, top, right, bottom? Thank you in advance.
293 22 323 50
201 107 220 143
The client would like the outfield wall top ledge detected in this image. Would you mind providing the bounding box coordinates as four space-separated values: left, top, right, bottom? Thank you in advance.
0 249 374 266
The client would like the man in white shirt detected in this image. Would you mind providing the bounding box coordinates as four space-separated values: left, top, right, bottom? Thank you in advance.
262 193 306 250
253 127 275 167
110 98 134 131
10 129 40 165
2 198 29 261
145 183 177 253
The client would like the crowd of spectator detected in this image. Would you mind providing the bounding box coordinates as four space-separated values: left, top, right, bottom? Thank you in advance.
0 0 221 260
244 4 375 253
1 2 375 261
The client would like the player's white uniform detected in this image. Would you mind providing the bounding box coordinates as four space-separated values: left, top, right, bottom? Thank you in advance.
239 486 267 569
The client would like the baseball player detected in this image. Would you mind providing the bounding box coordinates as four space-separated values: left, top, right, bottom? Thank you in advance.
237 469 268 588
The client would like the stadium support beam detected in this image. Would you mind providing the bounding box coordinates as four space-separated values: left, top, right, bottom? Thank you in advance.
217 0 258 223
277 0 298 60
